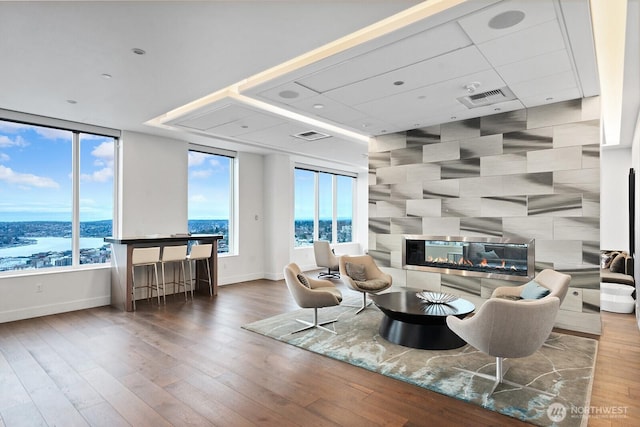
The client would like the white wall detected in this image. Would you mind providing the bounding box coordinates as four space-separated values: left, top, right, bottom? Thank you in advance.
120 131 189 236
0 266 111 323
601 146 632 251
218 151 266 284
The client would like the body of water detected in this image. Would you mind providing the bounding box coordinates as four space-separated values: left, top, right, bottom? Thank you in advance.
0 237 107 258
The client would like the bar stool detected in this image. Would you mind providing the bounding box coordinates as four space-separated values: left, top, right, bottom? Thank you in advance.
161 245 188 301
131 246 161 310
187 243 213 296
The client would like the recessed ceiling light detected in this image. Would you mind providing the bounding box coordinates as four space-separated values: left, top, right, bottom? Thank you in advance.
418 95 426 100
393 80 404 86
240 125 249 129
494 108 501 111
546 97 554 101
131 48 146 55
101 73 112 79
488 10 525 30
66 99 77 104
279 90 299 99
450 116 457 120
381 129 387 133
313 103 324 109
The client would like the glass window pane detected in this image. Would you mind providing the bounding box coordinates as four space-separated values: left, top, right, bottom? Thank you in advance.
0 120 72 271
294 169 314 247
187 151 232 253
79 134 114 265
336 175 353 243
318 172 333 241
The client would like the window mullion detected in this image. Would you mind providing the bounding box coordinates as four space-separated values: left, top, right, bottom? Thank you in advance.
72 132 80 266
313 172 319 242
332 175 337 244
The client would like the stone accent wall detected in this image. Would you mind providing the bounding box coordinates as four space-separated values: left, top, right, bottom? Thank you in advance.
368 97 601 334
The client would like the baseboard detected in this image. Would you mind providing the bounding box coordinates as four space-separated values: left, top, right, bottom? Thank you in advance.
219 272 268 285
0 295 111 324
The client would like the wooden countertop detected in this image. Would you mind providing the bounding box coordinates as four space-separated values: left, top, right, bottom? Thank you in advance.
104 234 222 244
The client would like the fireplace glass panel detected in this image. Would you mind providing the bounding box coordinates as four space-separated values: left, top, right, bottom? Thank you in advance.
404 236 534 281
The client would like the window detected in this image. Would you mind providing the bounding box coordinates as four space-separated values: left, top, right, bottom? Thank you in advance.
0 115 117 273
294 167 355 247
187 148 234 254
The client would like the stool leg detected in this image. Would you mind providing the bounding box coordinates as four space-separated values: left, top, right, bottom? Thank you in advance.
131 265 137 311
205 260 212 296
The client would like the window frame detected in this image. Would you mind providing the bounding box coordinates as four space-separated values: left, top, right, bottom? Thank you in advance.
187 144 237 256
0 109 119 274
294 165 356 247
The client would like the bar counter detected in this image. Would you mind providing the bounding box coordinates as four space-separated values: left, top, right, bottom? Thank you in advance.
105 234 223 311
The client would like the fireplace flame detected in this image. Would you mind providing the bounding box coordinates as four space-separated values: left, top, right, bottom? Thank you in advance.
479 258 488 266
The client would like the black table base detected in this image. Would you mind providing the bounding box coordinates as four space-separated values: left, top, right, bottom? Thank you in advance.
378 314 467 350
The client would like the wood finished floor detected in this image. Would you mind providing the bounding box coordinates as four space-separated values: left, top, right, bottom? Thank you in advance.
0 279 638 427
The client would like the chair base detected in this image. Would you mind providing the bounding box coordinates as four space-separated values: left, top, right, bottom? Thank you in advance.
342 292 372 314
318 268 340 279
289 308 338 335
454 357 556 399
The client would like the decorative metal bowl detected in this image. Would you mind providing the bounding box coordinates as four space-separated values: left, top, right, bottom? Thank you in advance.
416 291 458 304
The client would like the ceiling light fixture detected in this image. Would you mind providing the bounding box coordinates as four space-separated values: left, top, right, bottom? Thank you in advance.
101 73 112 79
393 80 405 86
66 99 77 104
313 103 324 109
131 48 146 55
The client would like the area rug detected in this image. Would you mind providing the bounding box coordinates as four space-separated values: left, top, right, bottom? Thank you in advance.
242 302 597 427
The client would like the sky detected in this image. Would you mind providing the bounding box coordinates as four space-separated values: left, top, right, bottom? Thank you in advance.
188 150 231 220
0 120 114 222
294 168 353 220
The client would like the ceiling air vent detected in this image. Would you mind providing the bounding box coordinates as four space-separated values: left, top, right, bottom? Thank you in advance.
457 86 516 109
292 130 331 141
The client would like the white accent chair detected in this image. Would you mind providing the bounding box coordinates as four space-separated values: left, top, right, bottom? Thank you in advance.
130 246 161 310
187 243 213 296
339 254 392 314
283 263 343 334
160 245 188 301
490 269 571 303
446 296 561 396
313 240 340 279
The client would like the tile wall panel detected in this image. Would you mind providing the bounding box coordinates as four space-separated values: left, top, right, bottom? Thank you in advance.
503 127 553 153
368 97 601 334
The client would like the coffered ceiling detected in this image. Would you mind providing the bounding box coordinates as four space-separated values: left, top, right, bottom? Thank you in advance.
0 1 638 172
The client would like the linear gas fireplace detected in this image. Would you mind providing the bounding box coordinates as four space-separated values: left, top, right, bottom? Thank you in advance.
403 235 535 282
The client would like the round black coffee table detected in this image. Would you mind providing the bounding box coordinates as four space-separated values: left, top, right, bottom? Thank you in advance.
370 289 475 350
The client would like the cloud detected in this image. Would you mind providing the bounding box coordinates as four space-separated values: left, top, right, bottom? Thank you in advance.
0 153 9 162
81 167 113 183
80 140 114 182
190 194 207 203
208 158 221 168
191 169 212 179
0 135 28 148
0 165 59 188
34 127 72 140
91 140 114 160
188 151 208 167
0 121 31 133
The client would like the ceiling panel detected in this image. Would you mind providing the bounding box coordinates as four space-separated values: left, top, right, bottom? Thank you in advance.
289 94 368 124
457 0 558 44
475 19 566 67
352 69 508 120
169 104 255 131
321 45 492 106
496 49 573 85
204 111 286 137
295 21 472 93
509 70 577 99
